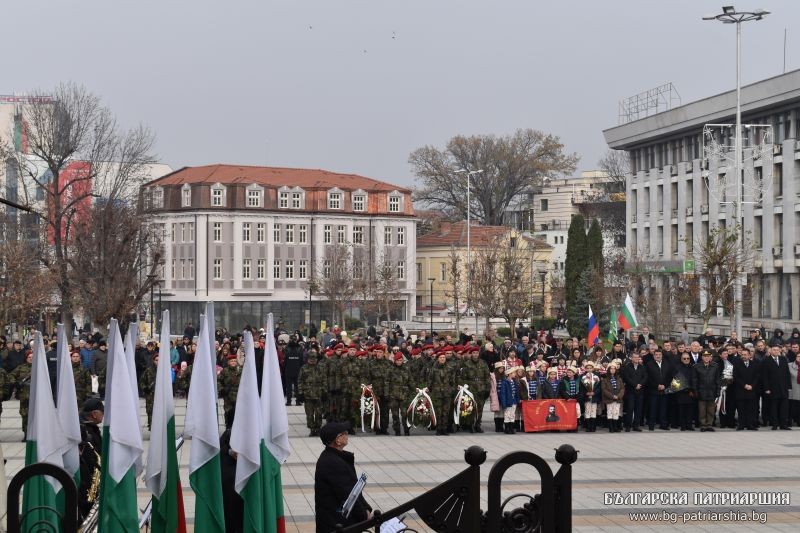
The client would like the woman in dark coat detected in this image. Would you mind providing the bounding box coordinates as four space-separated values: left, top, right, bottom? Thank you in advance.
672 354 696 431
315 422 372 533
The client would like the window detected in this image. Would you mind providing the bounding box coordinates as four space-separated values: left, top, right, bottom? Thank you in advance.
397 227 405 245
273 259 281 279
188 222 194 243
279 191 289 208
291 192 302 209
353 194 365 211
685 223 693 253
353 260 363 279
180 223 186 243
328 192 342 209
774 214 783 246
540 199 549 211
324 225 332 244
299 259 308 279
242 223 251 242
397 260 405 280
384 227 392 245
243 259 251 279
257 223 265 243
182 186 191 207
285 224 295 244
274 224 281 243
211 187 224 206
247 189 262 207
754 216 763 249
774 164 783 198
299 225 307 244
323 260 331 278
171 223 176 241
416 262 422 281
213 258 222 279
213 222 222 242
257 259 266 280
388 195 401 212
440 262 446 282
353 226 364 244
180 260 186 279
282 259 293 279
337 225 346 244
152 187 163 208
188 259 194 279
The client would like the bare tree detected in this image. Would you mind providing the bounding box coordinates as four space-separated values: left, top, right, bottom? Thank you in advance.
468 246 501 332
410 129 579 225
308 243 355 327
597 149 630 191
69 200 163 331
0 83 158 327
372 252 405 323
495 240 535 334
442 245 466 332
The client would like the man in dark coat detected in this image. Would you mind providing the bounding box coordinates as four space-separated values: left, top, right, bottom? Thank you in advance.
315 422 371 533
761 345 792 430
219 409 244 533
694 351 721 431
284 334 305 406
733 347 760 430
622 353 647 432
645 349 673 431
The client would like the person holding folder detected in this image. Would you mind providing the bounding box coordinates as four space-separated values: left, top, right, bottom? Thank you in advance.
315 421 372 532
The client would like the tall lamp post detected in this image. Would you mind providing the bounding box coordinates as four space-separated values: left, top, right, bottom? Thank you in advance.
428 277 435 336
454 168 483 335
703 5 769 337
147 274 156 336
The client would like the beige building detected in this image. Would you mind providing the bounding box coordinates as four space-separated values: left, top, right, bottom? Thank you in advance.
415 221 552 321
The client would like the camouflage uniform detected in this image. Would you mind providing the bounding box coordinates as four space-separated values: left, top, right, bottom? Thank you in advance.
344 356 366 430
72 360 93 408
386 359 412 435
367 355 391 434
460 354 490 432
297 354 326 436
174 365 192 398
139 366 157 430
428 358 455 435
9 361 32 436
327 355 346 423
217 363 242 429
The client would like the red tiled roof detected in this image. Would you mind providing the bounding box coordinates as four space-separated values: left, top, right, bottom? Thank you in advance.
145 164 411 193
417 221 550 248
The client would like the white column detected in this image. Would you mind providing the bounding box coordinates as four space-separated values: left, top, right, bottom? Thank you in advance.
196 216 207 291
233 217 243 290
164 217 173 290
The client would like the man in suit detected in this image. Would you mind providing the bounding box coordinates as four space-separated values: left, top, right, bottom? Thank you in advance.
761 345 792 430
645 348 673 431
733 347 760 430
622 353 648 432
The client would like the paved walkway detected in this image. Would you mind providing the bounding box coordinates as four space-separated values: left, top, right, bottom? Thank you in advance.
2 399 799 532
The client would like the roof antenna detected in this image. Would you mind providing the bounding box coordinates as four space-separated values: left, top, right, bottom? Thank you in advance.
784 28 787 74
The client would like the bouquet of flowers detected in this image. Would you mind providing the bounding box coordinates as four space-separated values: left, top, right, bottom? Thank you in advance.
407 387 436 429
360 384 380 433
669 374 689 393
453 384 476 425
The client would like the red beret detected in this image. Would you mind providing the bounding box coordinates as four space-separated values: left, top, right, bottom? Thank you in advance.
393 353 404 362
226 353 238 360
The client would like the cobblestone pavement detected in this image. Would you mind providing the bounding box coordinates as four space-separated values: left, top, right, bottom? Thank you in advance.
2 399 799 532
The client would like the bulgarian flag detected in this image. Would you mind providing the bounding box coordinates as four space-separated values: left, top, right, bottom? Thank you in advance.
22 332 69 531
56 323 81 487
184 312 225 532
145 310 187 533
98 319 143 532
617 292 639 330
607 306 618 344
230 331 269 532
262 313 290 533
587 305 600 346
124 324 143 477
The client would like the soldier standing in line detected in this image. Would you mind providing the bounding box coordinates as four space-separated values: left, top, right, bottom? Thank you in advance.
71 350 93 408
368 346 391 435
174 361 192 398
9 351 33 439
429 351 455 436
298 350 325 436
387 351 412 436
462 346 490 433
139 353 159 430
217 353 242 429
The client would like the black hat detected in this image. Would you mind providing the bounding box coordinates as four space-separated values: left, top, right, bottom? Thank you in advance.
319 421 350 446
82 397 105 413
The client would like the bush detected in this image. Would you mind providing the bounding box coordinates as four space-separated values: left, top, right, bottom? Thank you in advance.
531 317 557 331
344 316 364 331
496 327 512 337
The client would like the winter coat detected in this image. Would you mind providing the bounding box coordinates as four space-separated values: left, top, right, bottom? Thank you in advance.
693 362 721 401
580 373 602 403
284 341 305 378
314 446 371 533
788 361 800 402
671 363 696 405
498 377 520 408
601 374 626 404
489 373 501 412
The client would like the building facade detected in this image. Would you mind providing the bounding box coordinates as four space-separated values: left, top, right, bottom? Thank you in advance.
140 164 417 333
604 69 800 331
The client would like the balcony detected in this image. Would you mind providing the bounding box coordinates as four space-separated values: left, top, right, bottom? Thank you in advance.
794 244 800 256
700 205 709 214
772 246 783 257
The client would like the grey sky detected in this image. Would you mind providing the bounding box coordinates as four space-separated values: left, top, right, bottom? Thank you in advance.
5 0 797 187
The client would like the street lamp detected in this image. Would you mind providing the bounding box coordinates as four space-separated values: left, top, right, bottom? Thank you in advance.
703 5 769 337
428 277 436 337
454 167 483 335
147 273 156 336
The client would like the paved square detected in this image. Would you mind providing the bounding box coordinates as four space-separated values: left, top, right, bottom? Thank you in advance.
2 399 798 532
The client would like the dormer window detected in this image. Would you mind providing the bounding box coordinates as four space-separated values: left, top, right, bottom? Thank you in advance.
388 193 402 213
246 184 263 208
181 184 191 207
279 191 289 208
328 190 343 210
211 184 226 207
152 187 164 208
352 190 367 212
291 191 302 208
280 186 305 209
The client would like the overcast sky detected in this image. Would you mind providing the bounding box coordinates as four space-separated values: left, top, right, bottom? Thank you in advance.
5 1 798 187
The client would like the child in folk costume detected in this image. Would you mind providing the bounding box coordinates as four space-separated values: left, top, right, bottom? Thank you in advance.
525 364 542 400
513 366 528 432
558 364 581 428
601 359 626 433
541 367 561 399
536 361 550 389
489 362 506 433
498 365 521 434
580 361 602 432
555 355 568 380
